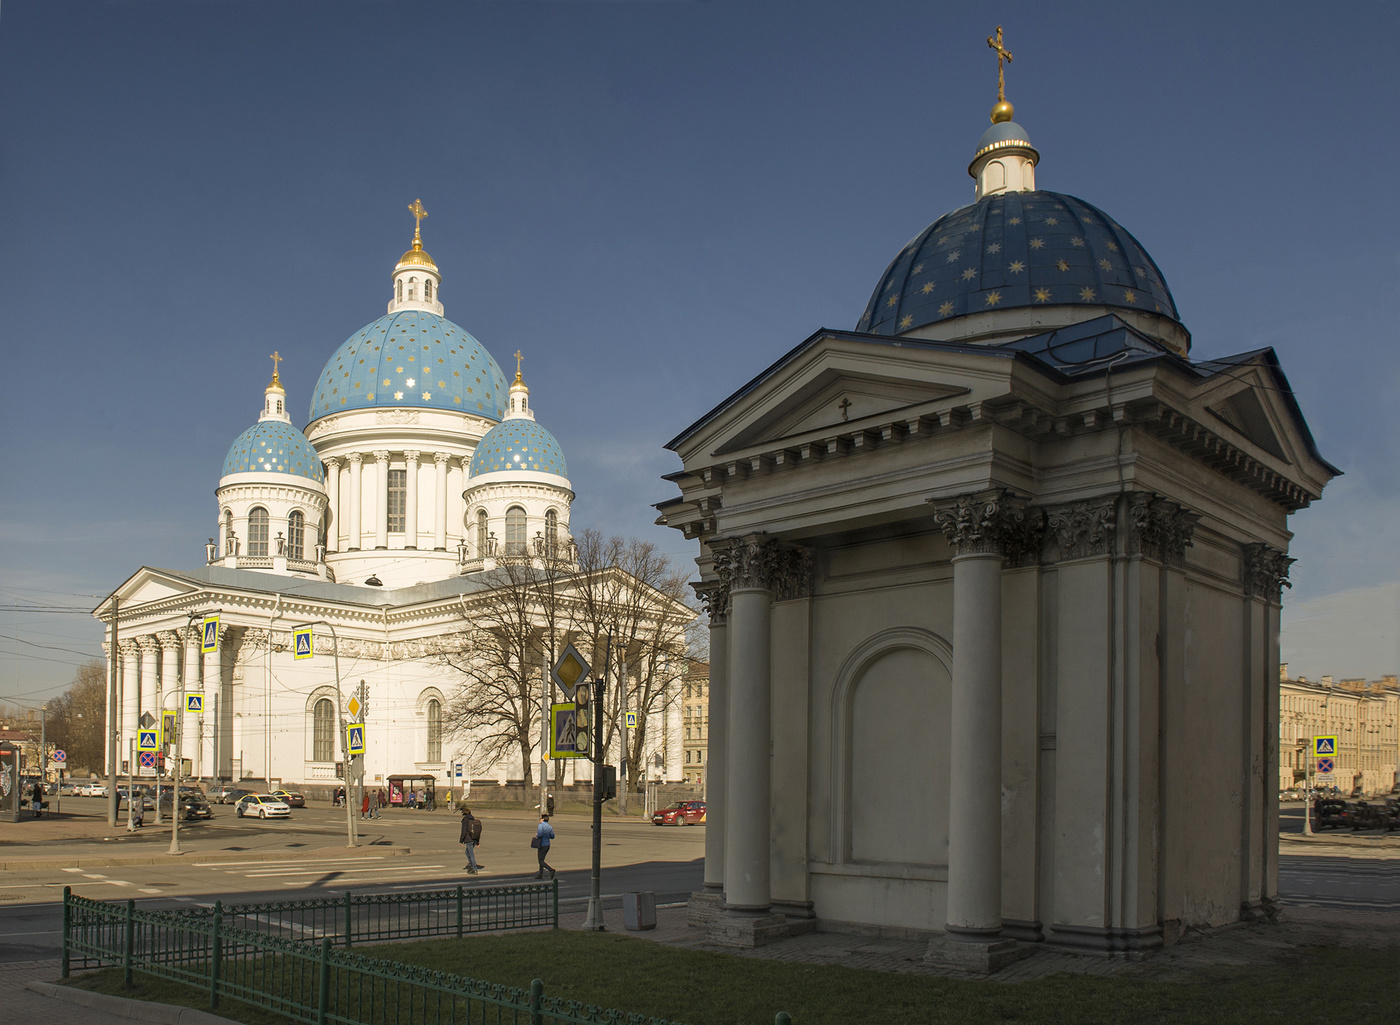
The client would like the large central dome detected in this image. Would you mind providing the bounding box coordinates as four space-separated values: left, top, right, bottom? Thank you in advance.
857 191 1179 340
308 310 507 423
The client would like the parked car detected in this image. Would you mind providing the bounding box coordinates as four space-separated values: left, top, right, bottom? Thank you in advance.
652 800 706 826
271 790 306 808
159 791 214 820
116 787 156 811
207 784 244 804
234 793 292 819
1312 799 1351 830
215 787 256 805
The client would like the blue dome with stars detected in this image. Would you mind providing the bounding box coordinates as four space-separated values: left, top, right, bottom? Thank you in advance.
857 191 1179 337
222 420 325 483
469 418 568 478
308 310 507 423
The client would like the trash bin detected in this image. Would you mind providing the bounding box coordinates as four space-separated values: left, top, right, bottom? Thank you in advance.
623 891 656 931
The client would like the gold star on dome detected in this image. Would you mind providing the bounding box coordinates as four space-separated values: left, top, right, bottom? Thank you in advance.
961 267 977 281
985 291 1002 306
382 379 391 388
1029 237 1044 249
438 380 446 388
1008 260 1025 273
885 295 898 307
913 263 925 274
406 378 416 388
1079 287 1097 301
1105 240 1119 252
968 223 981 232
899 314 913 329
1098 258 1113 271
1044 216 1059 226
1033 287 1052 303
422 391 432 400
921 281 936 294
1055 259 1070 271
939 301 955 317
1070 237 1086 248
986 242 1002 254
1008 216 1021 225
1123 290 1138 304
395 391 404 400
946 250 961 263
396 366 404 373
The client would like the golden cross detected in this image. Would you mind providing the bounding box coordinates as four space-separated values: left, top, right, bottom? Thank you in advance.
408 198 428 238
987 25 1013 102
514 350 524 378
270 350 282 381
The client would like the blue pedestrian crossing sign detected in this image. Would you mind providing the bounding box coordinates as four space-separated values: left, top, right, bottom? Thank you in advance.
201 614 220 654
625 711 637 730
1313 736 1337 756
346 723 366 756
293 627 314 660
186 693 204 713
138 730 159 752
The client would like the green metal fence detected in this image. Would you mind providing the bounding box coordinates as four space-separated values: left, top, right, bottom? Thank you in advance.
62 886 763 1025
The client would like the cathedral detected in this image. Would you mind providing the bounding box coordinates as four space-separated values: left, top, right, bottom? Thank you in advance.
97 206 687 798
659 33 1336 966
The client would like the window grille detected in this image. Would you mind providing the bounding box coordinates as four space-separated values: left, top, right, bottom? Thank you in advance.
387 469 406 532
249 508 270 558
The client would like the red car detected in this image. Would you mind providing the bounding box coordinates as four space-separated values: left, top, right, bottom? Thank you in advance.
652 801 706 826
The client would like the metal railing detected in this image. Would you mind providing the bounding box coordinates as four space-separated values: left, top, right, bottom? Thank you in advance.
62 885 780 1025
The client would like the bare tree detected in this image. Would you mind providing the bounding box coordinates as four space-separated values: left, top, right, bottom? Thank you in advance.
43 661 108 774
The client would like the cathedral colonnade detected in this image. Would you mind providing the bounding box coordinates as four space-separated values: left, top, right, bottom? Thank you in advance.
322 450 463 553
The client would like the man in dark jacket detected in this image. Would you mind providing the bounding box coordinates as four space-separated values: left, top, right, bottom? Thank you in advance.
459 807 483 874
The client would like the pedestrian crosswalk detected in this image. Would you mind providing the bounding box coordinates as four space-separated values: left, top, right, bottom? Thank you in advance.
207 855 449 887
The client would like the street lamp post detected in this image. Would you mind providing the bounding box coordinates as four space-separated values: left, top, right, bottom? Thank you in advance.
294 620 357 849
168 610 210 856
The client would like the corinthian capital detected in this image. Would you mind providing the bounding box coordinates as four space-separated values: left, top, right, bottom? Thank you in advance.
710 533 813 599
1243 543 1294 602
929 489 1032 559
693 579 730 626
1043 496 1117 562
1127 493 1199 568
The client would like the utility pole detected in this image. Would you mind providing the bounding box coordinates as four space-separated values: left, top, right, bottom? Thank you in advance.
582 633 611 932
106 596 120 827
39 705 47 797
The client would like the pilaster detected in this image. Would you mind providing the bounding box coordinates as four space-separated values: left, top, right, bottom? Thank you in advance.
433 452 450 550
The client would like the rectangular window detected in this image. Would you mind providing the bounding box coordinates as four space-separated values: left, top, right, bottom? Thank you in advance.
387 469 406 533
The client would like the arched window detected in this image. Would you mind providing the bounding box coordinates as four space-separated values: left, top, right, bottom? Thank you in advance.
476 509 489 556
396 280 403 301
249 507 270 557
288 510 305 559
505 506 526 555
545 509 558 554
276 399 283 414
313 698 335 762
408 276 417 300
426 699 442 762
424 279 433 300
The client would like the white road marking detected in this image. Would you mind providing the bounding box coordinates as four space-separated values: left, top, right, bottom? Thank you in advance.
238 913 320 935
245 864 444 879
139 888 163 894
209 856 388 868
62 868 85 874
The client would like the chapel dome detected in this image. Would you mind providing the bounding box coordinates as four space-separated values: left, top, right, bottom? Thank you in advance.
222 420 325 482
469 418 568 478
856 191 1180 338
308 310 507 423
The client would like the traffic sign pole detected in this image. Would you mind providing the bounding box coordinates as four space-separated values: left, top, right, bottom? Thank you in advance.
583 633 611 932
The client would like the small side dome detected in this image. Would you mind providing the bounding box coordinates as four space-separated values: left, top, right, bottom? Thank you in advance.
222 420 325 482
469 419 568 477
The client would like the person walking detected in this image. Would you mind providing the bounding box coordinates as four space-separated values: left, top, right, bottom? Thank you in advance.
361 792 371 819
459 806 483 874
533 814 555 879
377 788 387 817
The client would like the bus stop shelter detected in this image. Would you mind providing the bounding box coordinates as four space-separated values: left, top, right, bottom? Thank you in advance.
387 774 437 809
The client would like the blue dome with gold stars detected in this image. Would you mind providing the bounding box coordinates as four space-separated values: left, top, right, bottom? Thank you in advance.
857 192 1179 337
469 419 568 478
222 420 325 482
309 310 507 423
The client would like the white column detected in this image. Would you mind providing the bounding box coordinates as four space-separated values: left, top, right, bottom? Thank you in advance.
181 633 200 779
931 491 1019 945
201 643 220 779
404 450 420 549
700 583 730 895
324 457 341 552
433 452 450 550
159 632 182 772
139 637 160 724
120 640 140 754
719 536 776 913
346 453 363 550
374 450 390 549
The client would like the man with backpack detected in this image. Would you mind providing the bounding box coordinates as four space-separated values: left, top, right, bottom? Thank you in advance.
459 806 483 874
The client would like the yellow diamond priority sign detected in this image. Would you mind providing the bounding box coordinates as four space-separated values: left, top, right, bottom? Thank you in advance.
347 695 362 719
551 644 591 699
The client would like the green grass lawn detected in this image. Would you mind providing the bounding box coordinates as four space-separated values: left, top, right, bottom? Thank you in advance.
65 931 1396 1025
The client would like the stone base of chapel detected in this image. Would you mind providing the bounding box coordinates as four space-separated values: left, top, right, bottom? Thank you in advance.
686 890 725 927
924 934 1020 974
706 909 801 948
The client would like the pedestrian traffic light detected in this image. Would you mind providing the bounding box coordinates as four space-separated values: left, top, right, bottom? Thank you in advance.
599 764 617 801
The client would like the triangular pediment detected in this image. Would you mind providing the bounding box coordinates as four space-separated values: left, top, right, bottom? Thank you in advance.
718 367 969 455
106 568 204 611
1206 387 1289 462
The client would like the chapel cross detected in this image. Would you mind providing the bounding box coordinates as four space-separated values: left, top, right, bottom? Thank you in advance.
408 198 428 237
987 25 1013 102
514 350 524 378
270 350 282 381
838 397 852 421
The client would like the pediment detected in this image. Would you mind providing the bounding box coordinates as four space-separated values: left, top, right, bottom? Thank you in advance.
115 569 202 608
1206 387 1289 462
719 367 969 455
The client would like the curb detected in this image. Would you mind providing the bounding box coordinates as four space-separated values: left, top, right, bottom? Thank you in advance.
26 980 240 1025
0 845 411 872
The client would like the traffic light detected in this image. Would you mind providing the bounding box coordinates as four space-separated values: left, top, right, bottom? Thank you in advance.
599 764 617 801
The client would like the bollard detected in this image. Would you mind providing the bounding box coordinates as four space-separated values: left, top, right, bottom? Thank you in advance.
775 1014 793 1025
61 887 70 979
529 978 544 1025
209 901 223 1011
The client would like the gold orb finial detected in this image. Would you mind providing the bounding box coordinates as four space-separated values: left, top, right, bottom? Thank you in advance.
991 100 1015 123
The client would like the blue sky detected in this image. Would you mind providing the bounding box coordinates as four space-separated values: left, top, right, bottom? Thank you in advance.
2 0 1397 703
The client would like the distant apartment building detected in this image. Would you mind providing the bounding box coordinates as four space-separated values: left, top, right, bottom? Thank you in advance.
682 662 709 786
1279 664 1399 794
